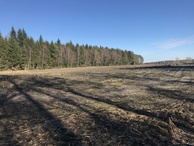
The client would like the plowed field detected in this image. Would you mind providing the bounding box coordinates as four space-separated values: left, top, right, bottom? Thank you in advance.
0 65 194 145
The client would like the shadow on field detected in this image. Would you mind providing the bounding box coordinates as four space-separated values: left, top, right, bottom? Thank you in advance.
0 75 82 146
27 78 170 145
147 85 194 103
146 85 194 133
30 88 164 145
120 65 194 71
0 74 194 145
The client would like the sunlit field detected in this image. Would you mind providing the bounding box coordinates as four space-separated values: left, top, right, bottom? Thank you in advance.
1 65 194 145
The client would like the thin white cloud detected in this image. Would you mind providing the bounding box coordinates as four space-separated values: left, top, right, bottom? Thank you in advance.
154 36 194 50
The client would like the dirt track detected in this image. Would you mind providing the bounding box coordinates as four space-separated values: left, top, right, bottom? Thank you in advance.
0 65 194 145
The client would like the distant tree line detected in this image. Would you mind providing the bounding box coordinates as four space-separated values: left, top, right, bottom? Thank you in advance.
0 27 144 70
145 58 194 65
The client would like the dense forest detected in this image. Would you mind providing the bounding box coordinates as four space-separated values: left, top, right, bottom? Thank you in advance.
0 27 144 70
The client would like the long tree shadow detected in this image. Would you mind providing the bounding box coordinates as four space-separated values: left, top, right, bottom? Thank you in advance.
23 74 194 136
166 80 194 86
23 76 194 134
107 70 194 87
0 77 23 145
0 92 19 108
29 85 170 145
67 88 168 121
3 75 194 145
147 86 194 103
0 77 83 146
0 76 19 107
68 87 194 135
22 76 103 92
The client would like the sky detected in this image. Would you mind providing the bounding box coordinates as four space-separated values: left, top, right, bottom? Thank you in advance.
0 0 194 63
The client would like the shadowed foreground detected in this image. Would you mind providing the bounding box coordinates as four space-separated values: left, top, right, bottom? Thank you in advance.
0 65 194 145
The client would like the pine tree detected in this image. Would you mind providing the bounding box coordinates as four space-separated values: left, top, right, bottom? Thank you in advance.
49 41 59 67
10 26 17 39
17 28 24 47
39 35 43 45
56 38 64 67
7 36 20 69
0 33 7 69
0 31 2 39
0 27 144 70
33 41 41 69
38 35 45 68
22 28 27 40
57 38 61 46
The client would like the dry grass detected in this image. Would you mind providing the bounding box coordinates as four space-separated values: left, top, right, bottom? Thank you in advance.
0 65 194 145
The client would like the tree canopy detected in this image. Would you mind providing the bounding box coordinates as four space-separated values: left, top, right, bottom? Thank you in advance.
0 27 144 70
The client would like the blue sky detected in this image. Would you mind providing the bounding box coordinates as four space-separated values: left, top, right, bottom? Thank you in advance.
0 0 194 62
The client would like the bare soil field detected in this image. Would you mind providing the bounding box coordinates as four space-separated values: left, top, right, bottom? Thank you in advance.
0 65 194 146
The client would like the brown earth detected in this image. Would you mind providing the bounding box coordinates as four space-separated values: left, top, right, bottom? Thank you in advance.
0 65 194 146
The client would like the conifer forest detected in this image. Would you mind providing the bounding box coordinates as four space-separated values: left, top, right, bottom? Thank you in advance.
0 27 144 70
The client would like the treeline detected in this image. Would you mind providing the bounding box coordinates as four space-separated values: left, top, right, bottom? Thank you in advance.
0 27 144 70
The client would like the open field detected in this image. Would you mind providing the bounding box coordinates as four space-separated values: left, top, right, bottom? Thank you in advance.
0 65 194 145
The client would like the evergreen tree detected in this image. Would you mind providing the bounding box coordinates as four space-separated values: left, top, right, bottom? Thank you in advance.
66 40 74 50
17 28 24 47
39 35 43 45
0 27 144 70
24 37 34 69
10 26 17 39
0 31 2 39
38 35 45 68
33 41 41 69
56 38 64 67
22 28 27 40
0 34 7 69
57 38 61 46
49 41 59 67
7 36 20 69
